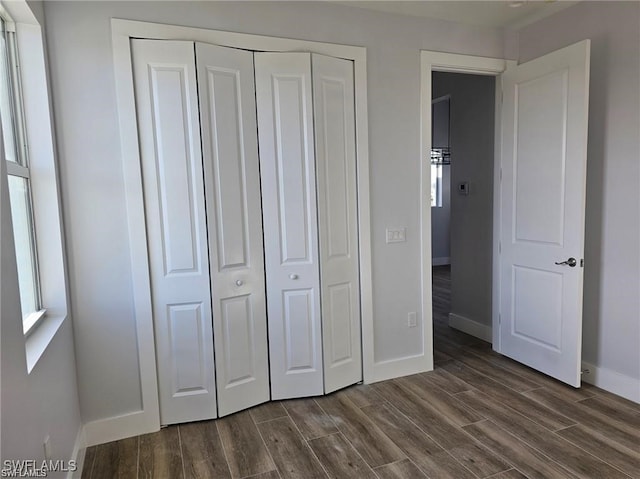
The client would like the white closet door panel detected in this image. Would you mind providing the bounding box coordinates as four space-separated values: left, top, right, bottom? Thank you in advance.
312 54 362 393
131 39 216 425
255 52 324 399
196 43 270 416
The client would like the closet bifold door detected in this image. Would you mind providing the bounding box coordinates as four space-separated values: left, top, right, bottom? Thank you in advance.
255 53 324 399
195 43 270 416
312 54 362 393
131 39 217 425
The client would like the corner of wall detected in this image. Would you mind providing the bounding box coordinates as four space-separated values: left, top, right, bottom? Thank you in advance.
370 353 433 384
502 27 520 62
83 410 159 448
68 426 86 479
581 361 640 404
448 312 492 343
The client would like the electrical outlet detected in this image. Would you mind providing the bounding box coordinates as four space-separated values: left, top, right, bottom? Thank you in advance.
43 436 52 461
386 228 406 243
408 312 417 328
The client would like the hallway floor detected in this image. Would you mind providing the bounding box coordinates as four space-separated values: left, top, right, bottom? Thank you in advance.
82 266 640 478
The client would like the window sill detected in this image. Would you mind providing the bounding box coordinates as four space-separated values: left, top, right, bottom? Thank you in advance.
23 309 46 336
25 313 66 373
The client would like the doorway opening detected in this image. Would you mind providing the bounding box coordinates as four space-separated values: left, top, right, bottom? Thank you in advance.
430 71 496 361
422 43 591 388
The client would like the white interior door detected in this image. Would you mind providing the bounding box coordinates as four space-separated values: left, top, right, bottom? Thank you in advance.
255 52 324 399
499 40 590 387
196 43 270 416
312 54 362 393
131 39 217 424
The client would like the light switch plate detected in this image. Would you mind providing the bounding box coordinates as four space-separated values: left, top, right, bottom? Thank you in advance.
386 228 406 243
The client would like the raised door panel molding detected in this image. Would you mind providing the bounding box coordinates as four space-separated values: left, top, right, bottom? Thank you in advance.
514 69 568 246
220 295 256 386
512 266 563 351
272 75 314 264
204 66 249 270
327 282 354 366
149 65 202 275
319 78 351 260
167 302 210 395
283 289 319 372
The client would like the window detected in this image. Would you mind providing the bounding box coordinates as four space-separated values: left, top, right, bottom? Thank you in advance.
431 95 450 208
1 2 68 371
430 148 449 207
1 15 43 334
430 163 443 207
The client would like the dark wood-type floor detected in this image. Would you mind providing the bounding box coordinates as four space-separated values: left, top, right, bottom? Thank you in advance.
83 266 640 478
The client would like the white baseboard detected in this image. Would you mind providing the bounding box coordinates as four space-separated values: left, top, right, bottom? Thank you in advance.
448 313 492 343
581 361 640 404
370 353 432 383
83 410 159 447
432 256 450 266
68 426 86 479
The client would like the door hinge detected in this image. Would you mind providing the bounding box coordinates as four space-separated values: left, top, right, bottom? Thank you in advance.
499 168 503 182
498 314 501 325
580 258 584 267
499 241 501 254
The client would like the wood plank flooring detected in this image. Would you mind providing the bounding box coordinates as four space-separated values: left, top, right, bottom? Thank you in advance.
83 266 640 478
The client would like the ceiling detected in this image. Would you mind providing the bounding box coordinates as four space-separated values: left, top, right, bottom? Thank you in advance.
334 1 581 29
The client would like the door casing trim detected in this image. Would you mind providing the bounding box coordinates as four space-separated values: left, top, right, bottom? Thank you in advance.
105 18 373 444
419 50 517 368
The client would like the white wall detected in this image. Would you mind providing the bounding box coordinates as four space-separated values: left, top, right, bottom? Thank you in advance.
433 72 496 328
42 0 505 424
1 0 82 473
515 1 640 390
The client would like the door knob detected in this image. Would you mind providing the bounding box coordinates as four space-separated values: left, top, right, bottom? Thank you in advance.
235 279 244 286
555 257 577 267
289 274 299 280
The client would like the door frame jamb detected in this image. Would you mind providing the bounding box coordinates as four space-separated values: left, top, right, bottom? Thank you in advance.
419 51 516 366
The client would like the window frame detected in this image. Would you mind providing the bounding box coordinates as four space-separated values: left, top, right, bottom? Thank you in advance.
1 12 45 336
0 0 70 373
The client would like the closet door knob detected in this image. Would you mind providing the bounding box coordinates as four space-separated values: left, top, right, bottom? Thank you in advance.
235 280 244 286
289 274 299 280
